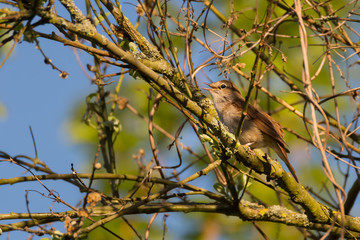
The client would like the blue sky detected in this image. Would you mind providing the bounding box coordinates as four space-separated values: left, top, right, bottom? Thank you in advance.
0 37 95 238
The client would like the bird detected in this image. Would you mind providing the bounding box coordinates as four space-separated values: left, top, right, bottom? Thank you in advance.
204 80 299 182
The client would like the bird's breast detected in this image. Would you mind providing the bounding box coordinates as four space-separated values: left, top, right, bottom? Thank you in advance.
216 103 266 148
225 115 265 148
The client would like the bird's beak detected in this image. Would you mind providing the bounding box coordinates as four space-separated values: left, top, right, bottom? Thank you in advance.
203 82 215 91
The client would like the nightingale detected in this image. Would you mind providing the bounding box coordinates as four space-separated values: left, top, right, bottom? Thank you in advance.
204 80 299 182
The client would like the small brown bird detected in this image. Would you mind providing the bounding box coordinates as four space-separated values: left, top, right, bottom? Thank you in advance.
205 80 299 182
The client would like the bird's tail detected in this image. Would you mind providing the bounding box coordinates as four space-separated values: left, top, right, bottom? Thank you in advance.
274 145 299 183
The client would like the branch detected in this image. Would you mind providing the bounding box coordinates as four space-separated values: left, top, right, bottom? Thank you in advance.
1 201 360 238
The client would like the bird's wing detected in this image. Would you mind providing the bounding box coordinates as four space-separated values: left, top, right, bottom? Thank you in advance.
243 103 289 152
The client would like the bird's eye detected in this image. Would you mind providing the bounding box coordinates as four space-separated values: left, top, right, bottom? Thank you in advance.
220 84 226 89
